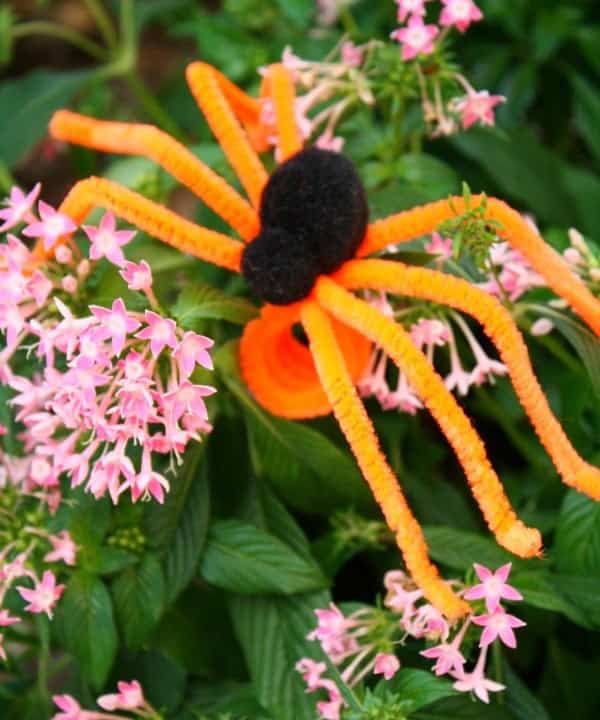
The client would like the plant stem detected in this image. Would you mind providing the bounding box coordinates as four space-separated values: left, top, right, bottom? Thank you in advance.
339 8 359 37
83 0 118 50
12 22 107 61
36 615 51 711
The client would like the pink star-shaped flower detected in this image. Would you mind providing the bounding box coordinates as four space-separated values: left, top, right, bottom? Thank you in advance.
440 0 483 32
463 562 523 612
173 331 214 377
119 259 153 291
83 211 135 267
51 694 85 720
396 0 427 23
421 641 466 676
98 680 145 711
295 657 327 691
391 17 439 61
17 570 65 618
22 201 77 251
90 298 141 356
162 380 215 424
454 90 506 129
374 652 401 680
453 668 505 704
425 231 453 260
44 530 77 566
472 608 526 649
0 183 41 232
0 609 20 627
136 310 178 357
129 453 169 504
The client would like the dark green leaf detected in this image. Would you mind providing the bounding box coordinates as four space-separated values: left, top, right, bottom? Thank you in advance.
274 0 313 26
55 572 117 690
555 490 600 574
173 283 258 327
200 519 327 594
0 7 14 66
413 695 515 719
503 658 551 720
386 669 457 713
94 546 138 575
112 554 165 649
572 74 600 165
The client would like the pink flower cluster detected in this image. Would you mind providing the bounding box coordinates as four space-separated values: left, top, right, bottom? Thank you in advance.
0 187 215 510
297 563 525 717
53 680 153 720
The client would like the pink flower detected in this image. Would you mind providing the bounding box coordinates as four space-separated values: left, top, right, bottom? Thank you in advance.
173 331 214 377
119 259 153 291
90 298 141 356
23 201 77 251
316 697 343 720
296 657 328 691
454 90 505 129
27 270 53 306
162 380 215 424
391 17 439 61
440 0 483 33
83 211 135 267
410 318 450 351
421 641 466 676
0 183 41 232
136 310 178 357
0 609 20 627
384 570 423 615
51 694 86 720
44 530 77 566
17 570 65 618
396 0 427 23
374 652 401 680
129 452 170 504
97 679 145 711
425 232 453 260
463 562 523 612
341 41 364 68
472 608 526 649
315 130 344 153
453 646 505 703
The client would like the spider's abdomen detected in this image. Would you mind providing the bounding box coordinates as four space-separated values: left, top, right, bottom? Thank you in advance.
241 147 368 305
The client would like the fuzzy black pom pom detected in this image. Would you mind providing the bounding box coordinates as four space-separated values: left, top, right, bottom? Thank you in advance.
241 147 368 305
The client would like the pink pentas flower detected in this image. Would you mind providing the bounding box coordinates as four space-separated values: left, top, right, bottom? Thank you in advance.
374 652 401 680
316 697 343 720
17 569 65 618
391 17 439 61
83 211 135 267
425 232 453 260
296 658 328 691
463 562 523 612
162 380 215 424
455 90 505 129
0 609 20 627
421 641 466 676
51 695 87 720
27 270 53 307
0 183 41 232
173 331 214 377
440 0 483 33
341 41 364 68
453 646 505 703
472 608 526 649
119 259 153 291
97 680 145 711
136 310 178 357
91 298 141 356
23 200 77 251
44 530 77 566
129 449 170 504
396 0 427 23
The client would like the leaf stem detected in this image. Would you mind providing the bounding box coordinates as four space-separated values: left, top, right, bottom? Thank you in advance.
12 21 108 61
83 0 118 50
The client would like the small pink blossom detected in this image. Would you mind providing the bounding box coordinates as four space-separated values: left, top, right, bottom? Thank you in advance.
455 90 505 129
174 331 214 377
341 41 364 68
163 381 215 424
425 232 453 260
61 275 77 294
83 211 135 267
54 244 73 264
0 609 20 627
119 259 153 291
51 695 86 720
17 570 65 618
463 562 523 612
472 608 526 649
396 0 427 23
44 530 77 566
0 183 41 232
440 0 483 33
90 298 141 356
27 270 53 306
23 201 77 251
136 310 178 357
374 652 400 680
453 646 505 703
296 657 328 691
315 130 344 153
391 17 439 61
97 680 145 711
316 697 343 720
421 641 466 676
129 451 170 504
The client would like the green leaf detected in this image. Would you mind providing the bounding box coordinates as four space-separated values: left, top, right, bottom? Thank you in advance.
386 669 457 713
274 0 313 26
229 591 329 720
555 490 600 574
503 658 551 720
173 283 258 327
112 554 165 649
572 74 600 165
55 572 117 690
413 695 515 719
94 546 138 575
185 681 270 719
216 341 373 513
200 519 327 594
0 70 89 167
67 489 111 548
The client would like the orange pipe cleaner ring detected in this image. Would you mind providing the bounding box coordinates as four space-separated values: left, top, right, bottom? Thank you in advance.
40 61 600 618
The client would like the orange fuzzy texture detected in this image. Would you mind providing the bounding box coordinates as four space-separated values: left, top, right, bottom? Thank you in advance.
240 302 371 418
49 110 259 242
34 177 243 271
361 196 600 337
335 259 600 500
301 300 470 619
186 62 268 208
264 64 303 161
314 276 543 559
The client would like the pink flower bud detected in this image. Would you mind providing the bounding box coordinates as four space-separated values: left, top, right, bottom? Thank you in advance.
54 245 73 264
61 276 77 294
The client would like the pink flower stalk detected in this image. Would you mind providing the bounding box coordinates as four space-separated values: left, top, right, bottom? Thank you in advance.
23 201 77 251
44 530 77 566
440 0 483 33
374 652 401 680
391 17 439 61
425 232 453 260
83 211 135 267
463 562 523 612
0 183 41 232
16 570 65 618
454 90 505 129
396 0 427 23
119 259 153 291
97 680 145 711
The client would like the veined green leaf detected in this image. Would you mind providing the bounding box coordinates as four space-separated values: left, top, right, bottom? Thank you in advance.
173 283 258 327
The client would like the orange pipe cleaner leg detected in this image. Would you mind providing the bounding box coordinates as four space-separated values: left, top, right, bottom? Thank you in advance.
335 259 600 500
33 177 243 271
314 276 543 559
360 196 600 337
264 64 303 161
49 111 259 241
186 62 268 208
300 299 470 620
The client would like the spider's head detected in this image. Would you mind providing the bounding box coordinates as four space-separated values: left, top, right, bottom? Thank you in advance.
241 147 368 305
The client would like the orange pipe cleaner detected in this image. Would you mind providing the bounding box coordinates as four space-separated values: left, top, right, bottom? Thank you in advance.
263 64 303 161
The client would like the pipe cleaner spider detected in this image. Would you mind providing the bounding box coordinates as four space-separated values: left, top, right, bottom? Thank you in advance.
38 61 600 620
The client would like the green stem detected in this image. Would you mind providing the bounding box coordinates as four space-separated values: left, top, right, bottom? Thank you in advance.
12 21 107 61
339 8 359 37
36 615 51 710
83 0 118 50
125 72 186 140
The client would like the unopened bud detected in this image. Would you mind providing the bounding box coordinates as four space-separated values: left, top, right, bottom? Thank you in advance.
77 259 90 278
530 318 554 336
568 228 588 254
54 245 72 264
61 275 77 294
563 247 582 266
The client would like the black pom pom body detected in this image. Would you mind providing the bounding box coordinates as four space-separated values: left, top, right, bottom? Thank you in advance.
241 147 368 305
